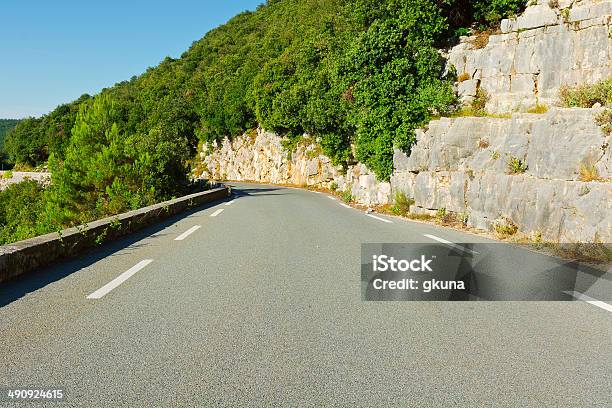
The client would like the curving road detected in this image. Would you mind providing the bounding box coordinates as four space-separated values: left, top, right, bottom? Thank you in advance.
1 183 610 407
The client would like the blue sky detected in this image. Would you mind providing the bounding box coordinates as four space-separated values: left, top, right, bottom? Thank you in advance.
0 0 263 118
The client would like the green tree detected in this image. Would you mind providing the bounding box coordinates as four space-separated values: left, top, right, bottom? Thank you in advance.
473 0 525 27
337 0 456 179
43 94 190 228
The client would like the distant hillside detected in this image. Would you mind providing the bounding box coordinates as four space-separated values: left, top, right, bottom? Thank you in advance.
0 119 21 149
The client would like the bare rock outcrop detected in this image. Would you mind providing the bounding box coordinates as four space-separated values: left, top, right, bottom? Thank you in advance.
197 0 611 243
449 0 612 112
392 108 611 242
199 129 391 205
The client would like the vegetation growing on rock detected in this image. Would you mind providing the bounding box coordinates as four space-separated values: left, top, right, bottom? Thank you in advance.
558 78 612 108
0 0 526 245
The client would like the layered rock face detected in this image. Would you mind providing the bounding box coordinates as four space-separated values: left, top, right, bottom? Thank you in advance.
199 0 611 242
392 108 611 242
200 129 391 205
201 110 610 242
449 0 612 113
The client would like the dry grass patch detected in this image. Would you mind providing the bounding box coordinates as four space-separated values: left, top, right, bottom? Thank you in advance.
578 163 602 182
477 138 490 149
524 242 612 265
526 103 549 114
439 211 469 228
468 30 491 50
549 242 612 264
457 72 471 82
493 217 519 238
406 213 436 222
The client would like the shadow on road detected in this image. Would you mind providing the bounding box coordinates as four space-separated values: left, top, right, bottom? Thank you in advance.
229 185 285 197
0 198 232 308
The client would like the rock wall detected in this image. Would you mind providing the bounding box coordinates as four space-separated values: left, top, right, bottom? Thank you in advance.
198 0 611 243
200 111 610 242
392 108 611 242
449 0 612 113
199 129 391 205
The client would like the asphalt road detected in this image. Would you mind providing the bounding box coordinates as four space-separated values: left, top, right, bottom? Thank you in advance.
1 183 610 407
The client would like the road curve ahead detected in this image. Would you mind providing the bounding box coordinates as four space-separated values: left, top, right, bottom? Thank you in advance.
1 183 610 407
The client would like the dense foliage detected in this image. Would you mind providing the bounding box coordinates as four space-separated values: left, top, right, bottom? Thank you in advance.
0 0 526 245
3 96 89 167
0 119 21 166
473 0 525 28
44 94 191 227
0 180 47 243
0 119 20 145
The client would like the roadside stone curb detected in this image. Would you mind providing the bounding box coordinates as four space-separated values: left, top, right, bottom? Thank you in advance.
0 186 230 284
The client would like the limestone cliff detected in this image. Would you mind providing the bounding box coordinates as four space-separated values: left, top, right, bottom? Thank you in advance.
199 130 391 205
449 0 612 112
392 108 611 242
198 0 611 243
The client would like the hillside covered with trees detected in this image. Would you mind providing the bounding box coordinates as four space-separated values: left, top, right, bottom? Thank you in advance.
0 119 20 144
0 119 21 165
0 0 525 245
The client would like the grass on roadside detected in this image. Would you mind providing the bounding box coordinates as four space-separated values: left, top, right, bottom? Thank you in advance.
341 188 353 203
308 184 611 265
391 191 414 216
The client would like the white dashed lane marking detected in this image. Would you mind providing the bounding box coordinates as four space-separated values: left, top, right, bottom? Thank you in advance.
563 291 612 313
210 209 224 217
175 225 201 241
366 214 393 224
86 260 153 299
423 234 479 255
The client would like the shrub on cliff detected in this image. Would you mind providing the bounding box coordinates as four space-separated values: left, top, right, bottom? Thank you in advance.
559 78 612 108
595 109 612 135
473 0 526 27
337 1 457 180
